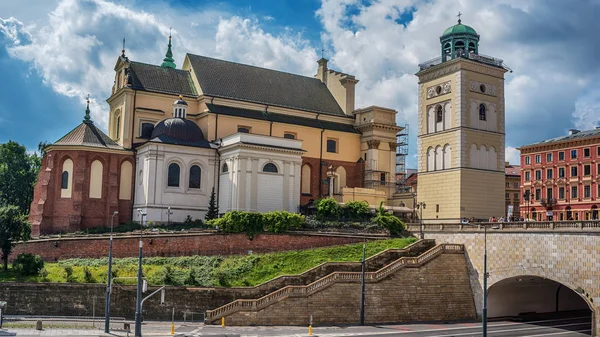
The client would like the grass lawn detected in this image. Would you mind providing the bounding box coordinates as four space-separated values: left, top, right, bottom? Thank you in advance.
2 237 416 287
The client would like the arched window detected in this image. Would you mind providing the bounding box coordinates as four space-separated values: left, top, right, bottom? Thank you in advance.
116 115 121 139
443 144 451 169
89 160 103 198
436 106 443 123
284 133 296 139
167 163 180 187
263 163 278 173
454 40 465 56
479 104 487 121
427 147 435 171
119 161 133 200
468 41 476 53
301 164 311 194
435 145 443 171
61 171 69 189
222 163 229 173
335 166 347 194
189 165 201 189
237 126 250 133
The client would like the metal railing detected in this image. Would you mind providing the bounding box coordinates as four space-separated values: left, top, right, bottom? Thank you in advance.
405 220 600 232
418 52 504 70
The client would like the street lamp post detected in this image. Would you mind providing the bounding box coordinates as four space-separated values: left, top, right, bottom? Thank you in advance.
104 211 119 333
134 210 146 337
415 202 426 239
523 190 530 220
481 224 499 337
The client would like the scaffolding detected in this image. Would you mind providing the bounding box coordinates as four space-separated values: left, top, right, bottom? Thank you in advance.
396 124 409 186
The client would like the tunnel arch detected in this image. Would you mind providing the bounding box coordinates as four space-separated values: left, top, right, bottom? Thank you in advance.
487 275 595 334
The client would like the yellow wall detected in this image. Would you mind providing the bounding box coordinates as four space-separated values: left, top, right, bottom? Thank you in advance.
89 160 103 199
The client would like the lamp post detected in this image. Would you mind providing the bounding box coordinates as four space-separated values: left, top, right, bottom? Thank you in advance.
480 223 499 337
415 202 426 239
523 190 530 220
327 165 335 197
104 211 119 333
134 209 146 337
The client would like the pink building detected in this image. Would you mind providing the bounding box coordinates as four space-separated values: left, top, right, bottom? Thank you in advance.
518 128 600 221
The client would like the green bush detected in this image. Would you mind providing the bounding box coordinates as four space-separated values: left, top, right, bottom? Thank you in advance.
344 200 371 220
374 214 405 236
208 211 264 239
12 253 44 276
64 265 75 283
83 267 95 283
315 198 341 220
263 211 304 233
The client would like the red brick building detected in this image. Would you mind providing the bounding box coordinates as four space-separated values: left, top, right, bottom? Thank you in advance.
518 128 600 221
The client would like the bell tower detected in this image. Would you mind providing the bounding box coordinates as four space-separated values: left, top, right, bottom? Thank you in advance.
416 18 509 222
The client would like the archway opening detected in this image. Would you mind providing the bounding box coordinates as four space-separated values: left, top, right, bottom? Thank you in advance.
488 276 593 335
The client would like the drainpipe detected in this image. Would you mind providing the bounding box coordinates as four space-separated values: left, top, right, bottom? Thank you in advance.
216 138 222 212
211 97 217 141
265 105 272 136
317 114 325 198
130 89 137 222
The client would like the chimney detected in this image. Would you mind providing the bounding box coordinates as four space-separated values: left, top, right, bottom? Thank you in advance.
569 129 580 135
317 58 328 84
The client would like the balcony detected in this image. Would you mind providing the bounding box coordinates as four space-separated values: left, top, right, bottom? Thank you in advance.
541 198 558 208
418 52 505 71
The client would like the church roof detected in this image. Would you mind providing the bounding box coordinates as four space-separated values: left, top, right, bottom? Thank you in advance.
521 128 600 148
128 61 197 96
148 118 211 148
188 54 347 117
206 104 359 134
54 122 124 150
441 22 478 38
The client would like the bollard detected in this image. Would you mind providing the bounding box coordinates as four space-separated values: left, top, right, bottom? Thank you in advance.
171 322 175 335
221 317 225 327
35 320 43 330
308 324 312 336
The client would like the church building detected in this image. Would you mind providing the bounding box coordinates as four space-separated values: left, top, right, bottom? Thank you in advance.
416 18 509 222
29 34 402 236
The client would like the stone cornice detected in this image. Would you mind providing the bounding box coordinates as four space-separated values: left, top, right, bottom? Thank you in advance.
519 136 600 153
417 58 506 83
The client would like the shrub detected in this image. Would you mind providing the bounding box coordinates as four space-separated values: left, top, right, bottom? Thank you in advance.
374 214 405 236
83 267 95 283
208 211 264 239
263 211 304 233
12 253 44 276
64 265 75 283
315 198 341 220
344 200 371 220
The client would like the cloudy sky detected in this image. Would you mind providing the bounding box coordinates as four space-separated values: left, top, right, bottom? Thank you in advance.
1 0 599 167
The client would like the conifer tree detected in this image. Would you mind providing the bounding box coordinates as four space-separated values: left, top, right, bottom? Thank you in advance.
205 187 218 221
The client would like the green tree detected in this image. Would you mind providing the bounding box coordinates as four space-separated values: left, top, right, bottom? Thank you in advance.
0 141 41 214
0 205 31 271
205 187 219 221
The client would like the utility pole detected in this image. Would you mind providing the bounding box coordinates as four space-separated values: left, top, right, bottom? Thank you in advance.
134 210 146 337
104 211 118 333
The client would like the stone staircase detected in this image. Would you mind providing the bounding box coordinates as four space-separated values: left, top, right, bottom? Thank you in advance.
205 241 469 325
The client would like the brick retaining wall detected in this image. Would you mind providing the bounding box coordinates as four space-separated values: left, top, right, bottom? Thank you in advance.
11 232 377 262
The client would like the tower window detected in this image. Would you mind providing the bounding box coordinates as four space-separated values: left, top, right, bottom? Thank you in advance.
61 171 69 189
189 165 201 189
480 84 486 93
327 139 337 153
479 104 486 121
222 163 228 173
263 163 278 173
283 133 296 139
167 163 180 187
436 86 442 95
116 116 121 139
436 106 443 123
140 122 154 139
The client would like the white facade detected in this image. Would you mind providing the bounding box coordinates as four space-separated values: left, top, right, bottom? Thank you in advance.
218 133 304 214
134 142 217 223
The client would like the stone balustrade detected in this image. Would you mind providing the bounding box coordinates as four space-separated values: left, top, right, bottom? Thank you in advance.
406 220 600 232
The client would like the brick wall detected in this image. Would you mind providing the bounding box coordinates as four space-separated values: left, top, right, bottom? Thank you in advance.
11 232 371 262
300 156 364 206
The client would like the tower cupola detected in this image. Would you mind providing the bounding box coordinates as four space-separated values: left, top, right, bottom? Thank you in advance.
161 34 176 69
173 95 187 118
440 14 480 62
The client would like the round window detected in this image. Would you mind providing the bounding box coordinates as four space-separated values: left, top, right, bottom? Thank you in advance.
480 84 486 93
436 86 442 95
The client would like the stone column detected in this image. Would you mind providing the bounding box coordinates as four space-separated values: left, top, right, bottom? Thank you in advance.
250 158 259 211
283 161 290 211
366 140 380 172
238 157 248 210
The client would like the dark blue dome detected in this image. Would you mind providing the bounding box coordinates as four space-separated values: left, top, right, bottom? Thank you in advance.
150 118 210 147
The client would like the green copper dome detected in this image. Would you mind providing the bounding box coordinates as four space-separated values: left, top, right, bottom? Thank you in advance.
441 23 478 37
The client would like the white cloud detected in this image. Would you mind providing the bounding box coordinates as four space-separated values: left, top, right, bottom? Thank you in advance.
505 146 520 165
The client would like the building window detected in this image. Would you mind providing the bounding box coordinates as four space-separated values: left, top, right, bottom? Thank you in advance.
506 182 510 188
505 193 509 199
571 186 578 199
597 146 600 156
584 185 591 198
514 182 519 188
535 170 541 180
327 139 337 153
140 122 154 139
584 148 590 157
116 116 121 140
436 106 443 123
480 84 486 93
89 160 103 199
479 104 486 121
571 149 577 159
547 187 553 199
525 156 530 165
559 167 565 178
546 153 552 162
571 166 578 177
167 163 180 187
189 165 201 189
263 163 278 173
237 126 250 133
546 169 553 179
525 171 530 181
558 151 565 161
535 188 541 201
380 172 386 183
222 163 228 173
61 171 69 189
535 154 541 163
283 133 296 139
584 164 591 176
513 193 519 200
559 187 565 199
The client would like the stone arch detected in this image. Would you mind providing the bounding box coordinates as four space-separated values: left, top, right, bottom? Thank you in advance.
427 107 435 134
89 159 103 198
435 105 443 132
488 146 497 171
427 147 435 171
470 144 479 168
443 102 451 130
262 162 279 173
301 164 311 195
443 144 451 169
335 166 347 194
167 161 183 188
119 160 133 200
479 144 488 170
435 145 443 171
60 157 74 198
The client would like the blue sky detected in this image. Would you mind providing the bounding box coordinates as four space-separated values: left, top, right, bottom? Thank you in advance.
1 0 600 167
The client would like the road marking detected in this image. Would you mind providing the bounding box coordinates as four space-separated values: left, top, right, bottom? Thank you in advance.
519 328 592 336
411 322 590 337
